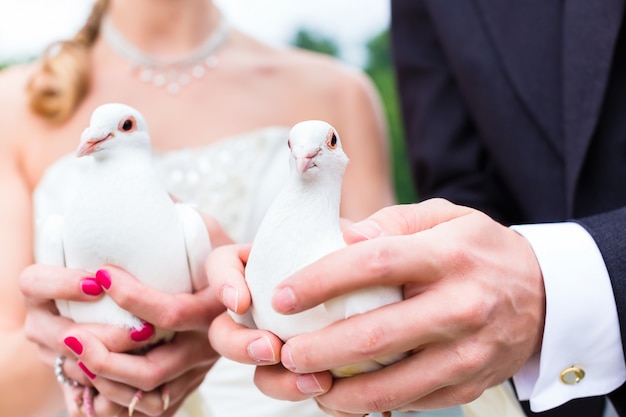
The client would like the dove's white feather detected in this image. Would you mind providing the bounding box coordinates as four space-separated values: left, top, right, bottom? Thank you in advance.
37 215 66 268
39 103 210 333
176 203 213 291
244 120 404 377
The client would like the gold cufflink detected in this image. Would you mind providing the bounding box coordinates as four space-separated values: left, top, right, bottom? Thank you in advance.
560 366 585 385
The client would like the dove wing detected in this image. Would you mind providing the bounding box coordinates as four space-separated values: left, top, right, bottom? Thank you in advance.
36 215 71 317
175 203 212 291
36 215 66 267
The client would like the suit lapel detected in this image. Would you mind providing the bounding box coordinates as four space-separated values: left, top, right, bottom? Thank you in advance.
563 0 623 212
475 0 563 153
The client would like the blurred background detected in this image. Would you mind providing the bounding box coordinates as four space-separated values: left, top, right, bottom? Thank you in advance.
0 0 416 204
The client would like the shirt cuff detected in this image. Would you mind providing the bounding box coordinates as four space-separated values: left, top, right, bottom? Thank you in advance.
510 222 626 412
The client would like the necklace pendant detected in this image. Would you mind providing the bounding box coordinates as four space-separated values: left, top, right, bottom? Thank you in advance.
168 83 181 94
103 15 230 95
139 68 153 83
192 65 206 79
152 73 166 87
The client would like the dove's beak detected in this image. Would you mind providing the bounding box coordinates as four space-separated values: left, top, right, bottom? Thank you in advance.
77 129 114 157
294 150 320 174
295 156 314 174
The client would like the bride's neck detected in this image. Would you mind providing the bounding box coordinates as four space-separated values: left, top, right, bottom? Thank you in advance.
105 0 219 54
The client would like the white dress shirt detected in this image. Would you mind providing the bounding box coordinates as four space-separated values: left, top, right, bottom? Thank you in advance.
511 222 626 412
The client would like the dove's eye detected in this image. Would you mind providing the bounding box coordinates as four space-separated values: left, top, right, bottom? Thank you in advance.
326 130 338 149
119 116 137 133
287 140 292 150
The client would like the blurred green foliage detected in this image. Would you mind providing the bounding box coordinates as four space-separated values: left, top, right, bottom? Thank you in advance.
293 29 340 58
363 30 416 204
292 28 416 204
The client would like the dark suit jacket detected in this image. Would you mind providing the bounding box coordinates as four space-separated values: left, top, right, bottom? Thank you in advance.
390 0 626 416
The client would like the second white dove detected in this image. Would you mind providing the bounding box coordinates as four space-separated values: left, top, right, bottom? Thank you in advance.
243 120 405 377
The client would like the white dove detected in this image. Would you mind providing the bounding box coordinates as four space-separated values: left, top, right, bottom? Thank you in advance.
242 120 527 417
242 120 406 383
37 103 211 416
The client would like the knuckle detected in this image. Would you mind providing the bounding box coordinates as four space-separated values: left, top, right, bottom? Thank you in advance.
17 265 36 295
23 316 38 342
137 369 164 392
87 355 106 376
443 239 474 273
136 359 168 392
451 342 489 378
110 286 134 309
360 245 394 280
454 295 490 331
458 352 484 377
427 197 451 210
158 303 184 329
157 296 197 329
358 382 399 413
450 383 485 405
348 320 391 359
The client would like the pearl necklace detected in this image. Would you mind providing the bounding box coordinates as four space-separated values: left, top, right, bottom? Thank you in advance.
101 15 229 94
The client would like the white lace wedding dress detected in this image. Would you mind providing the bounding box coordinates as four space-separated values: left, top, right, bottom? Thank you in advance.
34 126 464 417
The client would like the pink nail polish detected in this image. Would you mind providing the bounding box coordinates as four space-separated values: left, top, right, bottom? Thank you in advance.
64 336 84 355
81 278 103 296
130 322 155 342
78 362 96 379
95 269 111 289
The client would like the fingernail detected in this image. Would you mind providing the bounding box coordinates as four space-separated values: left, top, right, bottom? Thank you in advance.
281 344 296 371
64 336 84 355
349 219 383 240
161 384 170 411
81 278 103 296
247 336 276 363
78 361 96 379
95 269 111 289
130 322 154 342
221 286 239 312
273 286 296 313
296 373 324 395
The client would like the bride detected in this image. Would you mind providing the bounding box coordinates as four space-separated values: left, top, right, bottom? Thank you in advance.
1 0 399 416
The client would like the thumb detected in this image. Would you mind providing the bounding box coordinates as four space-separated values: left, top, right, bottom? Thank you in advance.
344 198 474 244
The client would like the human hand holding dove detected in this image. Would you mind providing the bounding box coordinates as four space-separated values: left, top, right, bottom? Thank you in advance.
31 103 216 416
208 123 534 417
207 120 405 417
20 263 222 417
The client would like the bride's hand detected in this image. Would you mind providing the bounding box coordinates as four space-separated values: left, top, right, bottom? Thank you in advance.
60 328 214 417
20 264 223 416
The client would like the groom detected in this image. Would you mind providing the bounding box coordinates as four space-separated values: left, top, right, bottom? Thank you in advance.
391 0 626 415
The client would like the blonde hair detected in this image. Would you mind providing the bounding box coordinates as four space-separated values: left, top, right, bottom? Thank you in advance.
27 0 109 123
